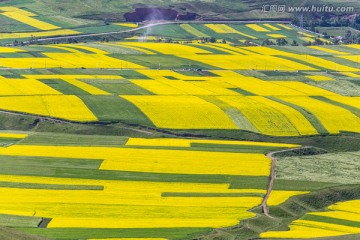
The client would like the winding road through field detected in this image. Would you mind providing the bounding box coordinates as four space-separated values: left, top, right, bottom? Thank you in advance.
18 20 292 45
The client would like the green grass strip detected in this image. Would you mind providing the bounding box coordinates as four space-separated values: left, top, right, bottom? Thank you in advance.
0 214 41 228
17 227 211 239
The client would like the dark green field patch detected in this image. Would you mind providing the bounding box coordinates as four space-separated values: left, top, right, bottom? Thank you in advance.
0 155 102 170
302 214 360 228
82 80 153 95
80 95 154 126
0 181 103 190
17 227 211 239
230 88 256 96
229 176 269 189
273 179 340 191
40 79 89 95
19 132 128 146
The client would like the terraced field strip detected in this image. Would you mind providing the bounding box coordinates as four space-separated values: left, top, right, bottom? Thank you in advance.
0 136 304 239
260 200 360 239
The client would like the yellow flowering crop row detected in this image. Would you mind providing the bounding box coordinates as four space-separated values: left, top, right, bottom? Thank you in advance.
277 24 293 30
267 190 309 206
267 34 287 38
180 24 209 38
122 95 238 129
0 78 61 96
100 150 270 175
261 200 360 238
1 11 60 30
184 54 316 71
328 200 360 214
114 42 157 54
261 219 360 238
263 24 280 30
326 96 360 110
0 29 79 40
0 46 25 53
120 42 210 55
272 81 337 95
341 72 360 78
278 96 360 134
0 7 36 16
0 132 28 139
218 96 304 136
125 138 299 148
297 32 315 38
246 24 270 32
252 97 318 135
338 55 360 65
63 78 110 95
205 24 257 39
0 52 144 69
0 95 97 122
235 47 357 72
115 23 138 28
309 46 348 55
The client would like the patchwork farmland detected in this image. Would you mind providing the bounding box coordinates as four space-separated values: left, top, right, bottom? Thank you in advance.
0 1 359 240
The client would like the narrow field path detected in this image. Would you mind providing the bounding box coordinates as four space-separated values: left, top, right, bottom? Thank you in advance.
262 146 314 218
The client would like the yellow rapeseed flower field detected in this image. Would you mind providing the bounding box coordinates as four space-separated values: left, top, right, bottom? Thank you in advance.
278 96 360 134
122 95 238 129
218 96 302 136
246 24 270 32
263 24 280 30
267 191 309 206
125 138 299 148
1 11 60 30
0 132 28 139
180 24 209 38
205 24 257 39
0 95 97 122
